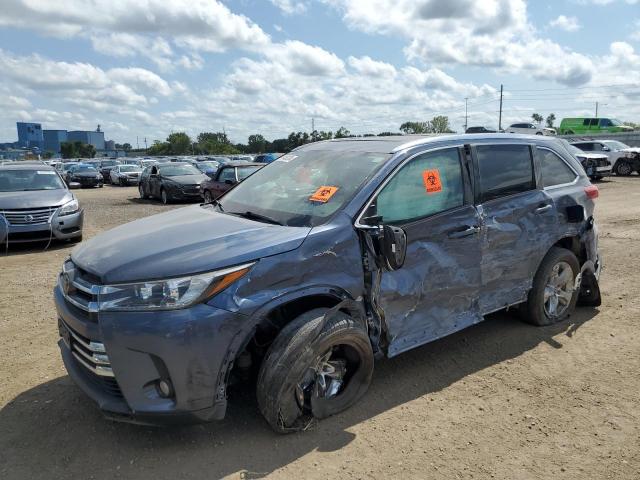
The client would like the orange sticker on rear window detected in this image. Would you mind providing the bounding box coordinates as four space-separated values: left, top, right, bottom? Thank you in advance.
422 169 442 194
309 186 339 203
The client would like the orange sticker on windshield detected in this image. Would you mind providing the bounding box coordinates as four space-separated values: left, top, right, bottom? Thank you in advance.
422 169 442 194
310 186 339 203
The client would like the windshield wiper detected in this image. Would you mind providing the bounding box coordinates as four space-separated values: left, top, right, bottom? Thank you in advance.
228 210 283 226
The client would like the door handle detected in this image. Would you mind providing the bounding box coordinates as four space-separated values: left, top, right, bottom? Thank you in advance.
447 225 480 239
535 204 552 214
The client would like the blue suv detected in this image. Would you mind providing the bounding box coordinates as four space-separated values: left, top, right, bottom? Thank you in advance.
55 134 602 432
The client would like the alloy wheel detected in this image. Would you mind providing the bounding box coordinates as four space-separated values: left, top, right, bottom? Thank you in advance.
543 261 574 319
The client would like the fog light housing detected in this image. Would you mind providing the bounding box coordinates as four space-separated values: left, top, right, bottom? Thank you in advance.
157 379 174 398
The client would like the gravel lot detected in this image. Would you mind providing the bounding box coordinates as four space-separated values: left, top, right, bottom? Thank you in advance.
1 179 639 480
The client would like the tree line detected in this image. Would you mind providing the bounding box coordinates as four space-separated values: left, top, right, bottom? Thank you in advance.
141 117 455 156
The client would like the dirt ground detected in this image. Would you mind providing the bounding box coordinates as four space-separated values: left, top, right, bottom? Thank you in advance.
1 178 639 480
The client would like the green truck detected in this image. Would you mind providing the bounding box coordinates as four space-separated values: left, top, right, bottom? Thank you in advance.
559 117 634 135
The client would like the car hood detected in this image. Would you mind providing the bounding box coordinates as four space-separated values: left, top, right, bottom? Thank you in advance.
621 147 640 154
0 189 72 209
164 174 207 185
71 205 311 283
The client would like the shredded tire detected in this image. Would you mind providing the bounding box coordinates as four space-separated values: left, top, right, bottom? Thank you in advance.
256 308 374 433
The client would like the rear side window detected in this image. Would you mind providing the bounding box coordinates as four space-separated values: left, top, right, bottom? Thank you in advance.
575 143 593 151
538 148 577 188
376 148 464 224
476 144 535 203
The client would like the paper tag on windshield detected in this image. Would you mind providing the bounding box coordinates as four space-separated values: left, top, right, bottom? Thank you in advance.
37 171 57 175
309 186 339 203
277 154 297 163
422 169 442 194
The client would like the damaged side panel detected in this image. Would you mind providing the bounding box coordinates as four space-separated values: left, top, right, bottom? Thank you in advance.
375 205 483 357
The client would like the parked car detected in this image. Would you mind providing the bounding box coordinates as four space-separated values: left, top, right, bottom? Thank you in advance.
110 164 143 186
560 141 612 180
0 162 83 244
54 134 603 432
138 162 208 204
65 163 104 188
465 126 496 134
192 160 220 176
199 162 264 203
570 139 640 176
253 153 283 163
559 117 634 135
506 123 555 135
98 159 121 183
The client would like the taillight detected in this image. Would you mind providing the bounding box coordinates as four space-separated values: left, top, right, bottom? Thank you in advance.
584 185 599 199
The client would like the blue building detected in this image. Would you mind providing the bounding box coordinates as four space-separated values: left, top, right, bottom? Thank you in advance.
68 130 105 150
16 122 44 150
43 129 68 154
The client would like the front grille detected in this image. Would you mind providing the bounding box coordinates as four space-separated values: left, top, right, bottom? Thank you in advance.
59 319 123 397
59 260 101 319
1 207 57 225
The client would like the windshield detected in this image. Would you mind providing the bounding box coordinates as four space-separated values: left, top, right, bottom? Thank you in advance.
160 165 201 176
101 161 118 167
237 165 262 180
197 161 219 171
0 169 66 191
603 140 629 150
73 165 98 172
610 119 622 126
119 165 140 172
220 150 390 227
567 144 583 156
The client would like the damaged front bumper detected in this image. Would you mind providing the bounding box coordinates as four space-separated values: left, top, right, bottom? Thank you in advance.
54 285 247 426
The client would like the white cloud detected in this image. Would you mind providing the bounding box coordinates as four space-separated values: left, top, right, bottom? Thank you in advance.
265 40 346 76
0 0 270 67
323 0 594 85
348 56 397 78
269 0 309 15
549 15 581 32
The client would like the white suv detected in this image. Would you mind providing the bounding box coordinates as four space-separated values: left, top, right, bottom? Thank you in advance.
506 123 556 136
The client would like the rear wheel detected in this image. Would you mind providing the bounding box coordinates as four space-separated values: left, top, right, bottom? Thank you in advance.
257 309 374 433
203 190 213 203
138 184 147 199
521 247 580 326
161 188 170 205
615 160 633 176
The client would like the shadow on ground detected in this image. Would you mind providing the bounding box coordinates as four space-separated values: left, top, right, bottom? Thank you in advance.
0 307 599 479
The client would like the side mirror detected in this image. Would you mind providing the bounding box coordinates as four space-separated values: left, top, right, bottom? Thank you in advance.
381 224 407 271
68 182 81 189
601 146 610 152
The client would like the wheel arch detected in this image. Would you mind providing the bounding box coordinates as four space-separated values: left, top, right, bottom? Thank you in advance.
219 287 367 392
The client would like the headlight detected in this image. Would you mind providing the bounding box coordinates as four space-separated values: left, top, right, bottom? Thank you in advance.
96 263 254 311
59 199 79 216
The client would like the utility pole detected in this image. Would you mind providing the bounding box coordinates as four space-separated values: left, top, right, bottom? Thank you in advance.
136 136 139 149
144 137 147 150
311 117 315 133
595 102 598 117
464 98 468 132
498 84 504 131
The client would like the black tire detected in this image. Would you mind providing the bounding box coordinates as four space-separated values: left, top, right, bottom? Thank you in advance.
536 132 543 135
138 184 147 199
98 184 103 188
566 130 575 135
203 190 213 203
69 234 83 244
521 247 580 326
614 160 632 176
257 308 374 433
119 178 126 187
161 188 170 205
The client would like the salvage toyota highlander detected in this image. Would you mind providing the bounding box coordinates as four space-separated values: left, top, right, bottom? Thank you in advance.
55 134 602 432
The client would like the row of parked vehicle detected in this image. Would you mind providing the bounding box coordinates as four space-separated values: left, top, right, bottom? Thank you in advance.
467 116 634 136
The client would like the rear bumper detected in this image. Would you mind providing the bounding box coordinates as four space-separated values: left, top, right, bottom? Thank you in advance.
54 285 248 425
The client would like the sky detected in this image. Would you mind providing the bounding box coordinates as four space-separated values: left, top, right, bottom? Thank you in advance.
0 0 638 145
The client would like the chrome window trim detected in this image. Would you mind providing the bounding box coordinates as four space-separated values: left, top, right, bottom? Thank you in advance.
354 144 466 229
537 146 580 191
